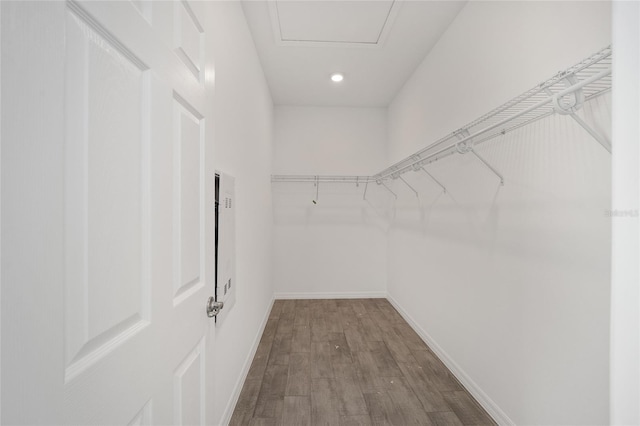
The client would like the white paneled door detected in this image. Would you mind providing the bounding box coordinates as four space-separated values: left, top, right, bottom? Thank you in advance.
2 1 216 424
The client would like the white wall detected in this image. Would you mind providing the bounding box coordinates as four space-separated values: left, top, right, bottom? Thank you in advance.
610 2 640 423
387 2 612 424
203 3 275 424
273 106 387 175
273 107 388 297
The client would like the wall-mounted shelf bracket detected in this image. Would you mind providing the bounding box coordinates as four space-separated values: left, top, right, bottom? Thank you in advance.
569 113 611 153
409 159 447 194
470 149 504 185
313 176 319 204
378 180 397 199
398 175 419 198
546 74 611 153
456 128 503 184
419 167 447 193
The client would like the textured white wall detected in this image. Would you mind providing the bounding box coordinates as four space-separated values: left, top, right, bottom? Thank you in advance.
204 2 275 423
272 107 388 297
387 1 612 424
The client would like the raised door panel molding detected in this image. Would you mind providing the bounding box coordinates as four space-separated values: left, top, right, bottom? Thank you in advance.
172 93 205 305
131 0 152 25
64 5 151 383
174 339 206 426
128 400 153 426
174 0 203 81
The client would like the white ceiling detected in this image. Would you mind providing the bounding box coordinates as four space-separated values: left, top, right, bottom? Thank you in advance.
241 0 467 107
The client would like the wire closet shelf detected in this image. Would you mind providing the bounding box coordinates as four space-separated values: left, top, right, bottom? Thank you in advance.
271 46 612 187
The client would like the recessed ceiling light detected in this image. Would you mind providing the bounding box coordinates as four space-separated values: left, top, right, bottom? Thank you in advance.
330 73 344 83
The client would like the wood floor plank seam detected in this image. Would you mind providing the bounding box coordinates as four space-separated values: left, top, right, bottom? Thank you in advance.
229 299 496 426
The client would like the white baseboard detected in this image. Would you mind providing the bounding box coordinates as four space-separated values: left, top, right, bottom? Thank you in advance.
274 291 387 300
219 296 275 426
386 295 515 426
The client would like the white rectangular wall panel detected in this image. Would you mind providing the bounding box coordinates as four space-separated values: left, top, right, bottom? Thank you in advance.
272 106 388 298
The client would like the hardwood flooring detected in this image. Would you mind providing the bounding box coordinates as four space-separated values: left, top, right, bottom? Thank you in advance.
230 299 496 426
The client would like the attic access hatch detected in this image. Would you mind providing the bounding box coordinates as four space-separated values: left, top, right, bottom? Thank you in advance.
268 0 401 48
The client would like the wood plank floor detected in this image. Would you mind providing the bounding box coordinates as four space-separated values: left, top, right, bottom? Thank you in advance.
230 299 496 426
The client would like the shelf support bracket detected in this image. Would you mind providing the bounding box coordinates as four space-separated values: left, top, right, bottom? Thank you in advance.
363 181 369 201
568 113 611 153
545 75 611 153
379 181 397 199
313 176 319 204
471 149 504 185
398 176 419 198
420 167 447 193
455 127 504 185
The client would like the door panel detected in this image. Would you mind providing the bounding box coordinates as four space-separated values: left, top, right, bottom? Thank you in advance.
173 96 205 305
174 0 204 80
174 338 206 426
64 4 152 383
1 1 214 424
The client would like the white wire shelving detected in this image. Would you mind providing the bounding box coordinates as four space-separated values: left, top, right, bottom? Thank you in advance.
271 46 612 192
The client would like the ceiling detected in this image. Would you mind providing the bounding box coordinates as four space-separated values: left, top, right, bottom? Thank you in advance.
241 0 467 107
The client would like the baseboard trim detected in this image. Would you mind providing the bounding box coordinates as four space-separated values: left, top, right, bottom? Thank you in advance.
219 296 275 426
274 291 387 300
386 295 515 426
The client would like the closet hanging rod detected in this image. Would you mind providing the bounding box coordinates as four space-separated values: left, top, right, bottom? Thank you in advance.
375 66 611 180
377 46 612 177
272 175 375 183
